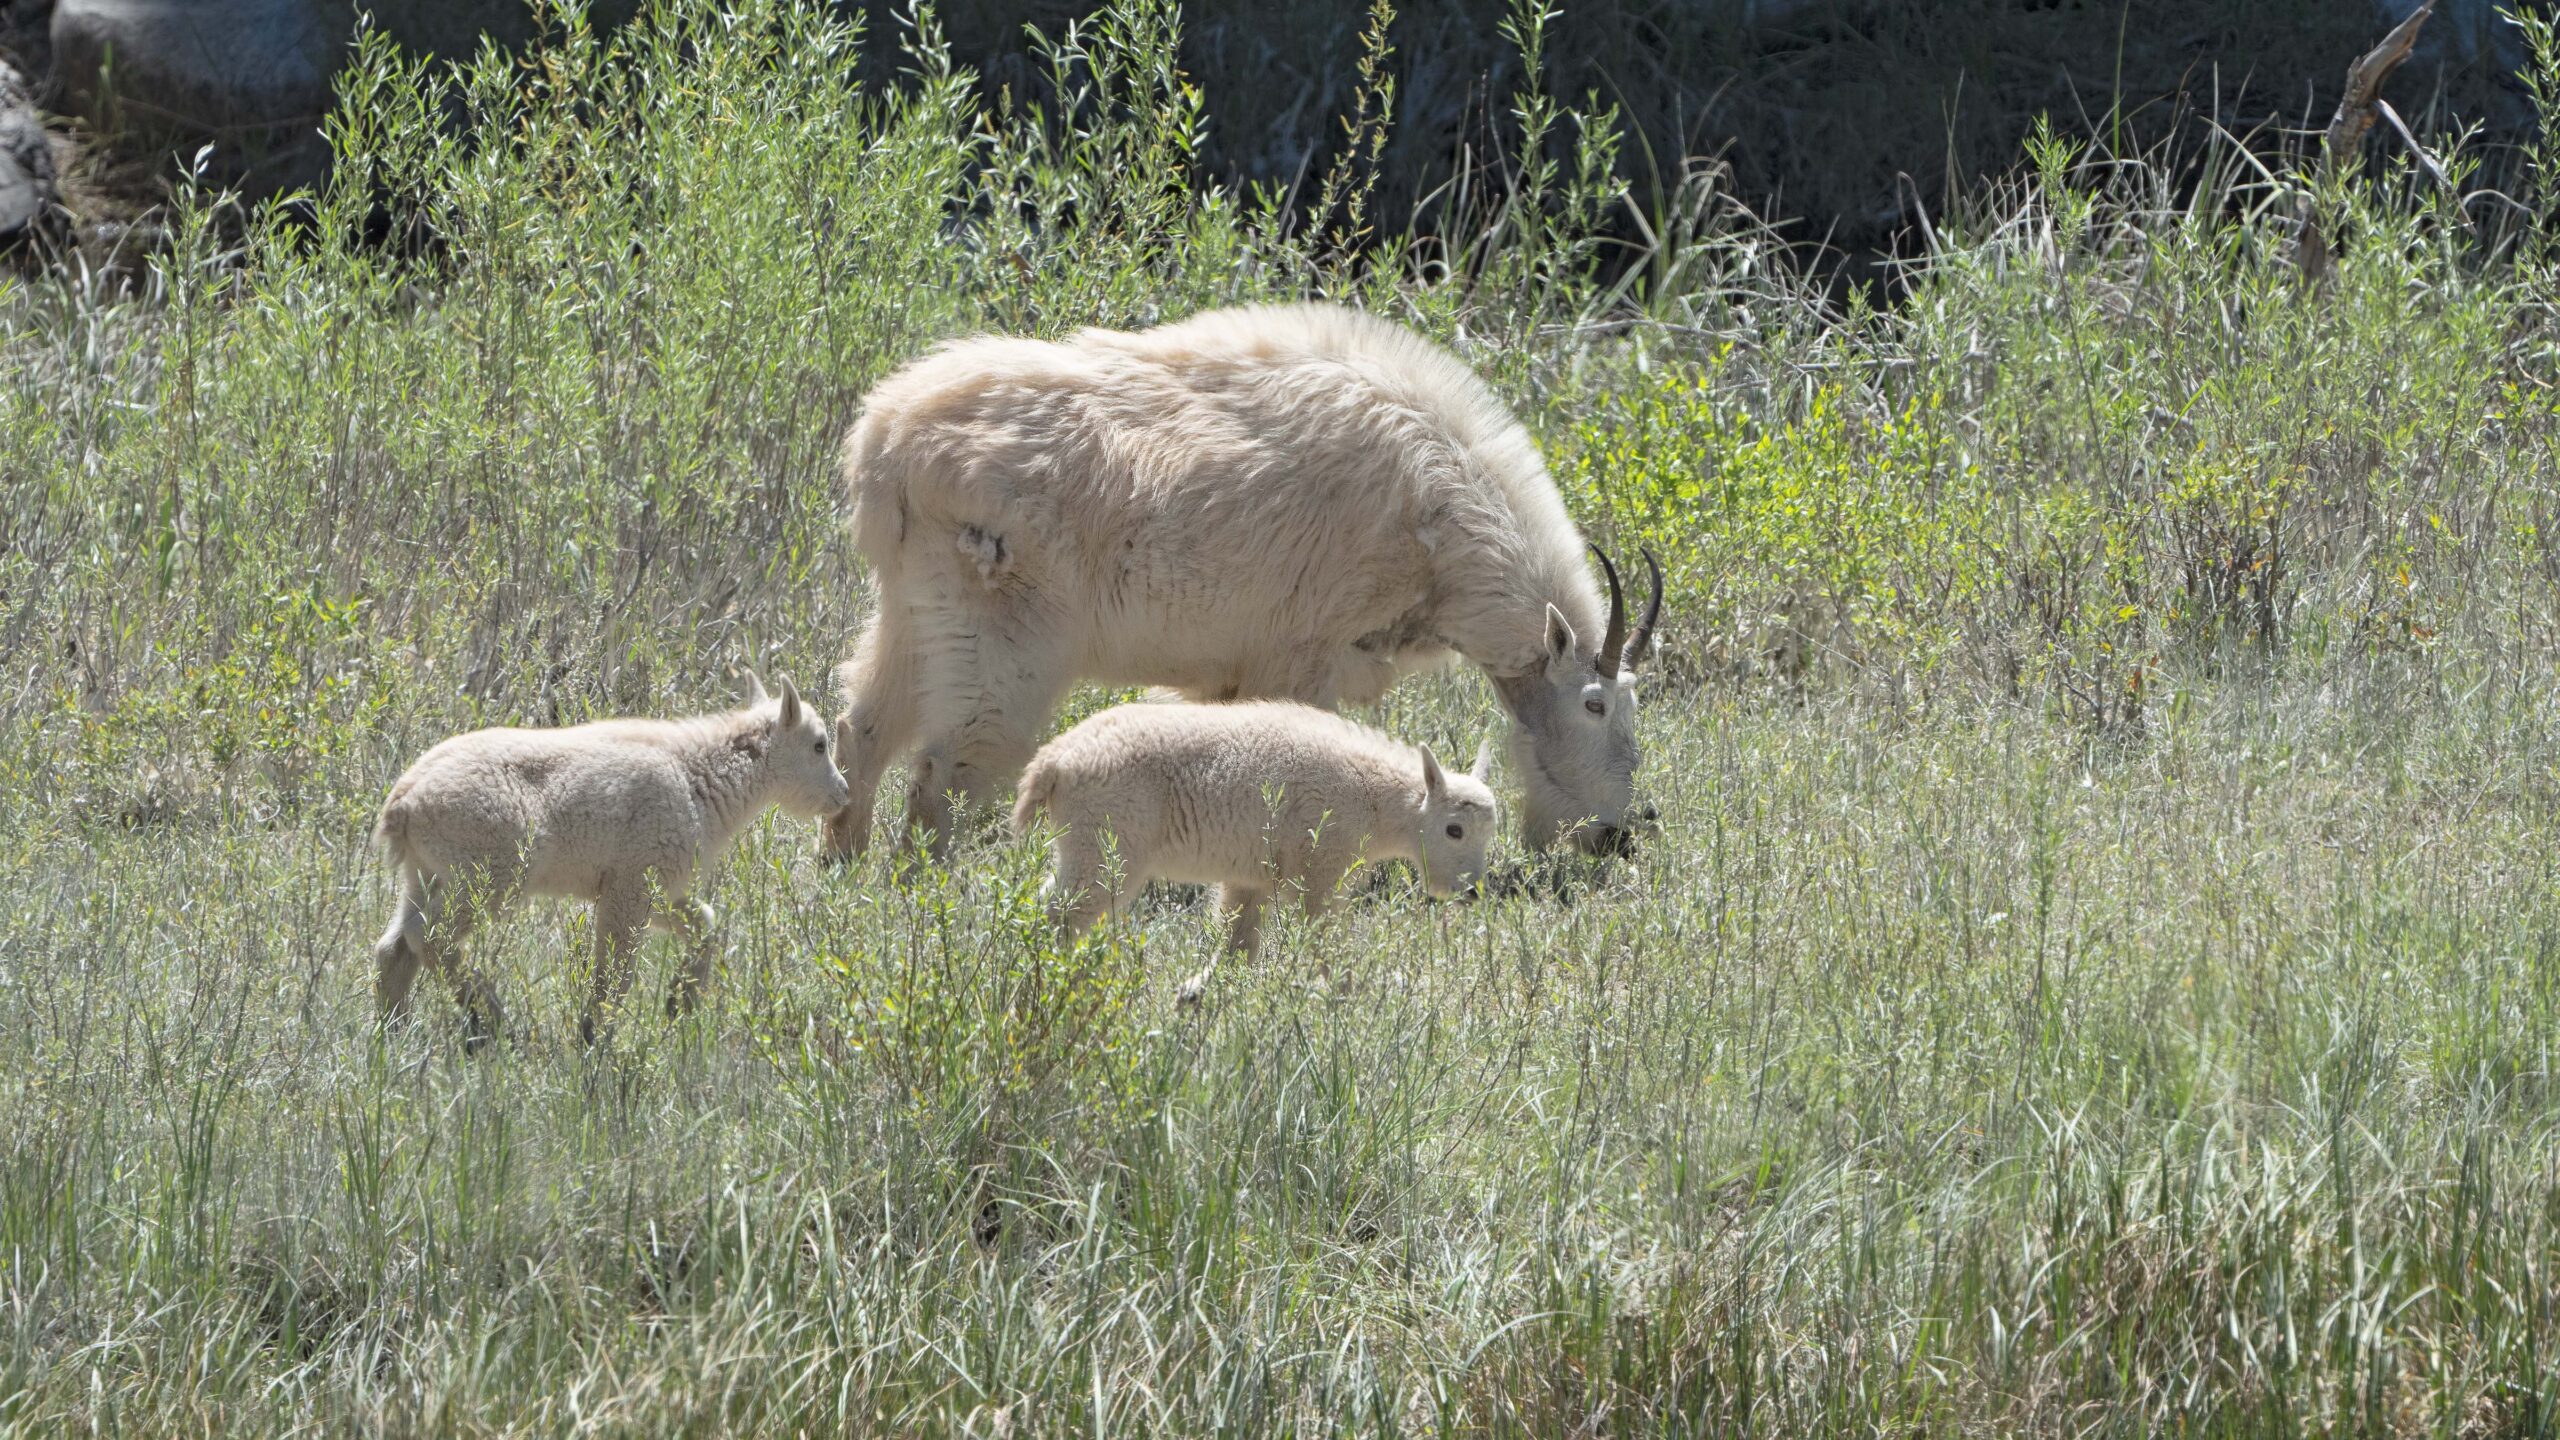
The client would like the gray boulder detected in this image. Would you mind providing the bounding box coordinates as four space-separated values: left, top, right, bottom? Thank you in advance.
362 0 642 61
48 0 646 139
2378 0 2537 132
41 0 643 193
0 57 53 237
3 1 54 83
49 0 349 138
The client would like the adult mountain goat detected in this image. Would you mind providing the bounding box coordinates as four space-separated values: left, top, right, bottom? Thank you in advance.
824 303 1662 860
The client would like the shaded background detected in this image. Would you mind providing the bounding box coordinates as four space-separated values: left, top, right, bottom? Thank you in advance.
0 0 2543 275
870 0 2536 266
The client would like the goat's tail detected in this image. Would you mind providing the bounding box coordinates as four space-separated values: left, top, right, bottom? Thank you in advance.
840 413 910 578
1011 760 1056 838
373 777 419 860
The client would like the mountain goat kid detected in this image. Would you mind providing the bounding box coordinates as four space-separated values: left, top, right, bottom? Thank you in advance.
371 674 851 1047
1012 700 1496 1001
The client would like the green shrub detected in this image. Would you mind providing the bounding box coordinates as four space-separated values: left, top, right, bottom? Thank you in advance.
1559 118 2555 727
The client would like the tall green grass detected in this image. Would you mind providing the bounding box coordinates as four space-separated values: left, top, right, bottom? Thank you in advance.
3 1 2559 1433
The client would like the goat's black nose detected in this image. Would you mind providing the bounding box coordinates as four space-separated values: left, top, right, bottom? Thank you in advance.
1639 804 1660 824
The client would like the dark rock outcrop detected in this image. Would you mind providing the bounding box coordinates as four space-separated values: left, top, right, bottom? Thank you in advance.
2 2 50 82
879 0 2543 283
5 0 2544 271
39 0 645 194
0 57 54 237
50 0 347 136
46 0 344 192
361 0 642 61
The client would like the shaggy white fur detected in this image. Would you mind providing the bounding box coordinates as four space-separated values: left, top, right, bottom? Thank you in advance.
371 674 849 1046
826 303 1659 862
1013 699 1496 1001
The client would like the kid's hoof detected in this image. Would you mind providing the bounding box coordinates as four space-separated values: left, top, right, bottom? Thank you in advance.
664 979 712 1020
1300 970 1348 1001
1175 968 1212 1007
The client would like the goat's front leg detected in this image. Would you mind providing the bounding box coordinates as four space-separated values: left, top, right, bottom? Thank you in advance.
1179 883 1265 1007
580 878 651 1047
1295 862 1351 993
660 898 719 1019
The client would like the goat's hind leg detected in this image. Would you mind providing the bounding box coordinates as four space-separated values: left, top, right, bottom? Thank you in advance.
660 899 719 1019
423 875 505 1051
381 871 503 1050
579 877 650 1048
372 870 429 1026
1043 829 1124 944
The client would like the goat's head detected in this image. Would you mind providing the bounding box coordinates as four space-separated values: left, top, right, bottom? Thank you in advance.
751 672 855 819
1493 546 1661 856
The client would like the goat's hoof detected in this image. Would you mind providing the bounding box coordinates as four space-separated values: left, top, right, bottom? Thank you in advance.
1175 970 1211 1008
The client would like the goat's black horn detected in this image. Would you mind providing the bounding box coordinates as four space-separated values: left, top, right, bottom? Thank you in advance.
1591 543 1626 679
1624 548 1663 672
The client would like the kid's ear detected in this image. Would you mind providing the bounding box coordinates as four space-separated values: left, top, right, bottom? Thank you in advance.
1420 746 1446 799
739 667 771 705
1469 736 1495 784
776 676 803 727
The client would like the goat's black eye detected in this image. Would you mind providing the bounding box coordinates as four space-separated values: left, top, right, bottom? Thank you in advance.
1584 698 1606 716
1446 823 1464 840
815 739 827 754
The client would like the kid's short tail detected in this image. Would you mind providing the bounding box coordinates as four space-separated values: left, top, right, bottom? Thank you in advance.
1011 762 1055 836
373 777 418 855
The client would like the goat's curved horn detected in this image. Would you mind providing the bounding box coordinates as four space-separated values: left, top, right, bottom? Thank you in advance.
1624 548 1664 672
1591 543 1627 679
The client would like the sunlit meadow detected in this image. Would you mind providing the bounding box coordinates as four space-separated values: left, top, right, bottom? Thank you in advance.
4 2 2560 1433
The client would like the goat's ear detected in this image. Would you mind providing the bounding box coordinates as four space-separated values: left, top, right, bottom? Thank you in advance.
738 667 770 706
1543 604 1579 665
1469 736 1495 784
1420 746 1446 800
776 676 803 728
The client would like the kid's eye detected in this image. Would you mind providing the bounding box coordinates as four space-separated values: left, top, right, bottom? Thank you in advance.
1584 698 1605 715
1446 823 1464 840
815 739 827 754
